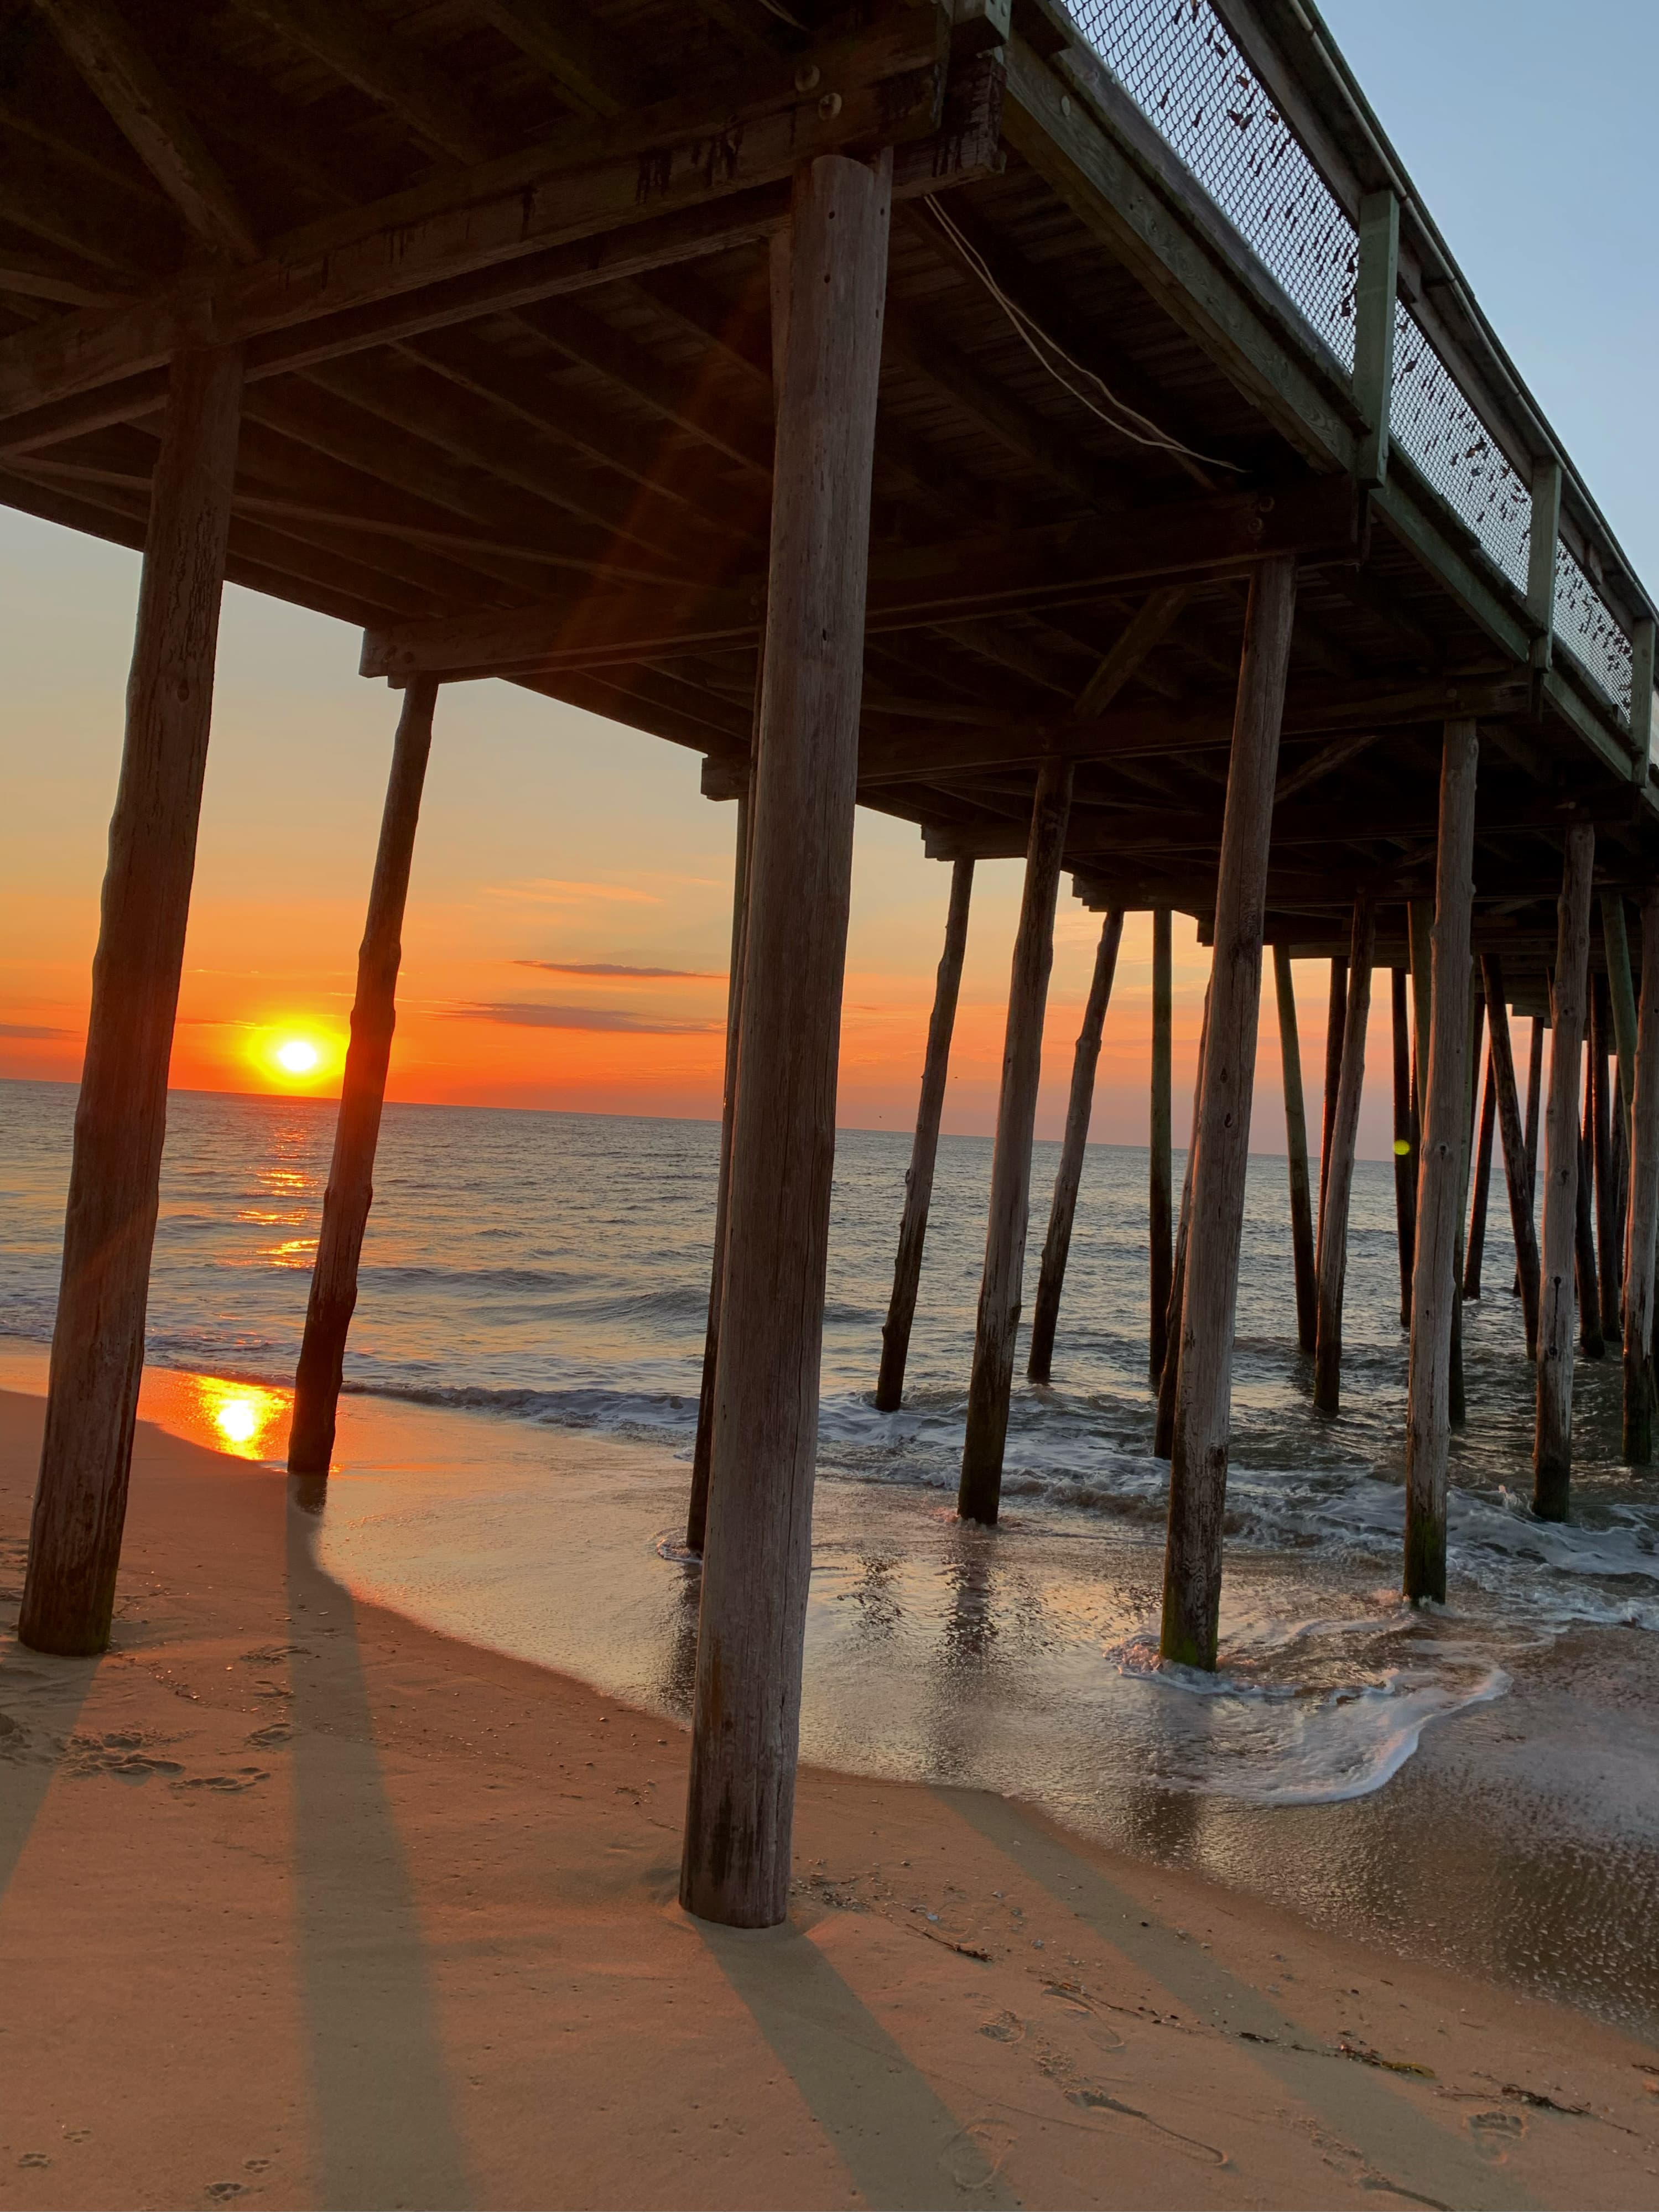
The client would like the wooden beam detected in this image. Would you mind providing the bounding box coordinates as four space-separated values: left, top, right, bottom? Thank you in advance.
1624 889 1659 1461
0 238 133 308
359 475 1363 678
876 856 975 1411
1151 908 1176 1372
1533 820 1594 1521
1481 957 1541 1357
477 0 654 118
1352 189 1398 488
1313 897 1375 1410
1390 964 1416 1331
0 12 961 425
38 0 259 263
959 754 1074 1521
233 0 494 163
679 151 890 1932
1073 587 1191 716
1160 554 1297 1669
1274 943 1318 1354
289 677 438 1477
18 340 243 1659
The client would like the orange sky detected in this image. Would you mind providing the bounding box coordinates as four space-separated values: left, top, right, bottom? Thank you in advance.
0 506 1406 1156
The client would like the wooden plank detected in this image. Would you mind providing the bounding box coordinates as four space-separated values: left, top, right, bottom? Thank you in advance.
1274 944 1318 1356
0 13 955 425
1150 909 1175 1373
1481 957 1541 1357
360 474 1364 678
876 857 975 1411
288 678 438 1478
234 0 495 162
1074 588 1191 716
1625 890 1659 1460
479 0 654 117
1533 821 1595 1520
959 754 1074 1521
680 151 890 1932
38 0 260 263
1313 899 1375 1411
1027 905 1124 1382
19 341 243 1658
1160 553 1297 1668
1403 720 1476 1605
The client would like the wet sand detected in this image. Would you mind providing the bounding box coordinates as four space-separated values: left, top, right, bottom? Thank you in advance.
2 1388 1657 2211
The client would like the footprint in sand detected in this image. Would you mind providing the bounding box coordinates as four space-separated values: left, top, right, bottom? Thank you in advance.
1469 2109 1526 2159
66 1734 186 1784
174 1768 271 1794
979 2011 1026 2044
205 2183 246 2202
245 1724 292 1749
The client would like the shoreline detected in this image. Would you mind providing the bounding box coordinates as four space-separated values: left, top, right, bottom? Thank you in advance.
3 1386 1657 2209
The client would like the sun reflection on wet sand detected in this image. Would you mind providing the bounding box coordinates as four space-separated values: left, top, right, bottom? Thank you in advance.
138 1370 293 1463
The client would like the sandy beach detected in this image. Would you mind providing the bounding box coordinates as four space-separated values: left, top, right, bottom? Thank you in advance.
1 1387 1655 2210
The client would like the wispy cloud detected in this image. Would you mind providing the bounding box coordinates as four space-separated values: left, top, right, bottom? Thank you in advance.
451 1001 721 1035
512 960 724 981
482 879 662 907
0 1022 75 1040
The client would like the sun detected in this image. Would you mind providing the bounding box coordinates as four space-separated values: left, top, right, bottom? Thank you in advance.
249 1024 340 1088
275 1037 320 1075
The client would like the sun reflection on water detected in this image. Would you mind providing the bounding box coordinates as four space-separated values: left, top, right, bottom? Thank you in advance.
159 1373 293 1461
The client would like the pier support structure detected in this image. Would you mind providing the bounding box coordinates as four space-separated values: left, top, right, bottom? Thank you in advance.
21 342 243 1659
1149 909 1174 1377
1624 889 1659 1462
1028 906 1125 1383
876 858 974 1412
958 756 1074 1521
1391 965 1417 1329
1313 897 1375 1412
289 678 439 1479
1481 960 1542 1357
1317 954 1347 1242
1592 979 1622 1338
1403 721 1478 1605
680 150 890 1928
1273 944 1318 1356
1463 1047 1497 1300
1159 554 1296 1668
1534 821 1595 1522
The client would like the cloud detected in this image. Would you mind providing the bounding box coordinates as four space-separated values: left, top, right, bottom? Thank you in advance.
482 879 662 907
0 1022 75 1040
451 1001 721 1035
513 960 724 981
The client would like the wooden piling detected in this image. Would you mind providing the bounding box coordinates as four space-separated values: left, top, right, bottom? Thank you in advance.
1391 966 1417 1329
20 342 243 1659
1313 898 1375 1412
1533 821 1595 1522
1408 902 1433 1124
1447 990 1481 1429
1028 906 1125 1383
680 151 889 1929
288 677 438 1478
1463 1047 1497 1299
959 756 1074 1521
1273 944 1318 1355
1480 960 1541 1357
1317 954 1348 1241
685 778 754 1548
1149 909 1174 1377
1575 1110 1604 1360
1403 721 1478 1606
1592 979 1622 1336
1623 889 1659 1462
875 858 975 1412
1153 983 1210 1460
1159 554 1296 1669
1602 894 1639 1152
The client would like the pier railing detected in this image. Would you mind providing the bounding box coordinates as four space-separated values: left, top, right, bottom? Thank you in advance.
1070 0 1642 736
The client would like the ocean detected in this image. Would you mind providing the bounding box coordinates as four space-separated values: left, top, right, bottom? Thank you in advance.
3 1075 1657 2032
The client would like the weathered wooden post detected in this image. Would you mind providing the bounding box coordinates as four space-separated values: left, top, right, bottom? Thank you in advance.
1313 897 1375 1412
1153 982 1210 1459
875 858 974 1412
1534 822 1595 1522
1575 1107 1604 1359
1515 1010 1545 1298
1448 987 1483 1427
1592 979 1622 1335
1317 954 1348 1240
680 150 889 1928
20 342 243 1659
288 677 438 1477
1603 894 1639 1154
1159 555 1296 1668
1391 965 1417 1329
1623 889 1659 1462
1480 959 1541 1356
1272 943 1318 1355
1028 906 1125 1382
685 773 753 1549
1407 902 1434 1124
1149 908 1174 1376
1403 721 1478 1605
1463 1048 1497 1299
958 757 1074 1521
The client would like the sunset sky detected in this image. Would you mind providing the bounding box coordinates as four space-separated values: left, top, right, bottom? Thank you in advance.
2 0 1653 1160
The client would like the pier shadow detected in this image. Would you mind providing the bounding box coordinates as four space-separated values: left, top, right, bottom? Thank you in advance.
0 1641 97 1906
942 1787 1536 2212
698 1916 1018 2210
285 1484 471 2211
